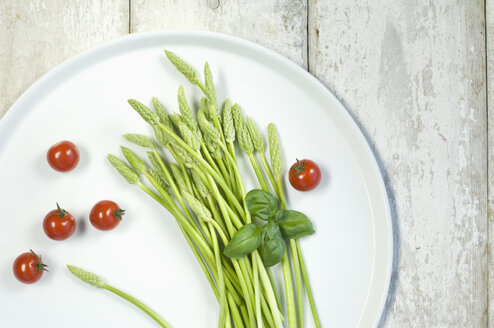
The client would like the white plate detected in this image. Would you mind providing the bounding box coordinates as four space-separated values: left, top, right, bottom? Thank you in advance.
0 31 392 327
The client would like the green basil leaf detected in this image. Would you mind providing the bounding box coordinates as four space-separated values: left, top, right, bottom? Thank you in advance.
245 189 278 220
223 223 262 259
277 210 315 239
262 221 285 267
274 208 285 221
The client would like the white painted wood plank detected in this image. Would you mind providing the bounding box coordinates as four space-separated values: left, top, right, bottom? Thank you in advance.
2 0 486 326
0 0 129 118
130 0 307 68
487 0 494 326
309 0 487 327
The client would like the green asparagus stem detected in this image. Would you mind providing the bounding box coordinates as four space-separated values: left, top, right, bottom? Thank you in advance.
210 224 227 328
281 251 297 327
253 253 262 328
67 265 172 328
297 242 321 328
228 293 245 328
291 239 305 328
104 285 172 328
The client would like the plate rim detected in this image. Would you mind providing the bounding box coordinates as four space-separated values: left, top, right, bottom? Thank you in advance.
0 30 393 327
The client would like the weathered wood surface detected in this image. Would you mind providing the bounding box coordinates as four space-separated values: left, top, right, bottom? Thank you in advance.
308 0 487 327
487 0 494 325
0 0 129 117
0 0 490 327
130 0 308 68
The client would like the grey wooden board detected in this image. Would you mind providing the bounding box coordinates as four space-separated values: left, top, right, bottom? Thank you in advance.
130 0 308 68
0 0 490 327
308 0 487 327
487 0 494 326
0 0 129 117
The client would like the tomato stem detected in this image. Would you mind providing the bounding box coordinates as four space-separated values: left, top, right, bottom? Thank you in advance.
29 249 48 273
113 208 125 220
55 202 67 219
292 158 306 175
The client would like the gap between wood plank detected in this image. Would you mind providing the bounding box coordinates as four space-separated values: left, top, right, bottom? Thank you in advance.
305 0 310 72
485 0 494 326
485 0 490 326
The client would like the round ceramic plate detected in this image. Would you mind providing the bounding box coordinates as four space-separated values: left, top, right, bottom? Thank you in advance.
0 31 392 327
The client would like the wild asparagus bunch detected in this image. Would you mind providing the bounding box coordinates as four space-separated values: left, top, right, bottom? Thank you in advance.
108 51 320 328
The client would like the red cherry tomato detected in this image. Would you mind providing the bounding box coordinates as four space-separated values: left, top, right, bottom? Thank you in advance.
13 250 48 284
43 203 76 240
89 200 124 231
288 159 322 191
47 140 80 172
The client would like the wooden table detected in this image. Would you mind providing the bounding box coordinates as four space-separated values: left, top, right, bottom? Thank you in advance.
0 1 490 327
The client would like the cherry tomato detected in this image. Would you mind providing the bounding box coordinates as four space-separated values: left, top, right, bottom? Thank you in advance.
288 159 322 191
89 200 124 231
47 140 80 172
13 250 48 284
43 203 76 240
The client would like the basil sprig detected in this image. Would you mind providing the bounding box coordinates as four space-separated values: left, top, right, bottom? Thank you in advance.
223 189 315 266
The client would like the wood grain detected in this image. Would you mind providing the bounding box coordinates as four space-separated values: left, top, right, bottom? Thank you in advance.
130 0 307 68
0 0 490 326
0 0 129 118
487 0 494 326
309 0 488 326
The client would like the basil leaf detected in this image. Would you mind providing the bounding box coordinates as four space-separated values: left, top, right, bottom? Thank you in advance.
245 189 278 220
277 210 315 239
274 208 285 221
223 223 262 259
262 221 285 267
